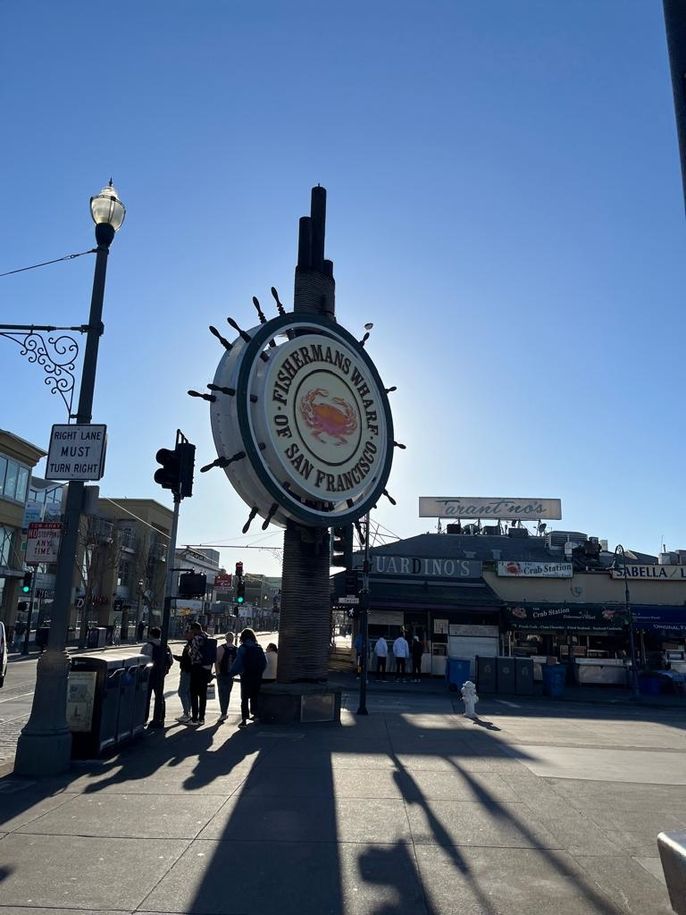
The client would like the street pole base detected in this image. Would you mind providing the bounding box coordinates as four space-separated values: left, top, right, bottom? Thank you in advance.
14 729 71 777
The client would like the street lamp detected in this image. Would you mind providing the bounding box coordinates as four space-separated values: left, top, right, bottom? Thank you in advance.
14 181 125 777
614 544 640 699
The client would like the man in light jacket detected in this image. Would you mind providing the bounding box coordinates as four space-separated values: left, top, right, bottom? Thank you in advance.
374 636 388 680
392 631 410 682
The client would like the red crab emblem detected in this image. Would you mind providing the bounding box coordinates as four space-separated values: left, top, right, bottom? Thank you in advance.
299 388 358 444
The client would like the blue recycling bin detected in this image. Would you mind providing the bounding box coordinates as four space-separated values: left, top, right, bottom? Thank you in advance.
445 658 471 692
542 663 566 698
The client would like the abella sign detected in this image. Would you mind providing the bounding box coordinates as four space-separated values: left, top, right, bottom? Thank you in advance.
210 314 394 528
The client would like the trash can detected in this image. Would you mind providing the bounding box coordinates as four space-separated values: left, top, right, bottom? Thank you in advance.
476 655 497 694
68 653 150 758
515 658 534 695
496 657 516 694
445 658 471 692
542 663 567 698
86 627 107 649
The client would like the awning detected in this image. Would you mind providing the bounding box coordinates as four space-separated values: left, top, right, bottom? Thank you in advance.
333 571 502 611
633 606 686 633
505 604 627 632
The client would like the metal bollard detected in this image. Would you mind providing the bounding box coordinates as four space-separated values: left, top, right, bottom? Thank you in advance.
461 680 479 719
658 830 686 914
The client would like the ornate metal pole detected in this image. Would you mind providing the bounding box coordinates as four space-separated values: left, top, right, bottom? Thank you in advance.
15 184 125 776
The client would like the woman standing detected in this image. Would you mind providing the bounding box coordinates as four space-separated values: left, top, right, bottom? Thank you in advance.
263 643 278 682
215 632 237 722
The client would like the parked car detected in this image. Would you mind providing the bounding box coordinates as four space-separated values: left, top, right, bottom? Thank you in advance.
0 621 7 687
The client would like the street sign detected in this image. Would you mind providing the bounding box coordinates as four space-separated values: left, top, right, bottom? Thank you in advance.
26 522 63 564
45 423 107 481
338 595 360 605
214 573 233 589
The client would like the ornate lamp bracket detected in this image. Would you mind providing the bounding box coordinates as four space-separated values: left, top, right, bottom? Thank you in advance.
0 323 88 418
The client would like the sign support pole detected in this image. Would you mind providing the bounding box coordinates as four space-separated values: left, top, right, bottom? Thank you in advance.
357 512 371 716
152 492 181 727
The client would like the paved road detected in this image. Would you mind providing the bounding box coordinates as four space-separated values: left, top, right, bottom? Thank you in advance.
0 631 279 767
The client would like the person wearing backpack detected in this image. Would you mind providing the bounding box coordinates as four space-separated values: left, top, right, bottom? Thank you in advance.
229 627 266 728
215 631 237 722
142 626 173 727
187 621 216 726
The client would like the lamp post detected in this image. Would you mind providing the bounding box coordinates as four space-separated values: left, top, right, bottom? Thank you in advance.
615 544 640 699
14 182 125 777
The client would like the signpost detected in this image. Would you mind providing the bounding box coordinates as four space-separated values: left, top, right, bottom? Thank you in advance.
45 424 107 481
26 522 63 564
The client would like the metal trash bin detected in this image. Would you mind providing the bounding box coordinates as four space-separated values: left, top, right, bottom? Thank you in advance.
68 653 150 758
133 657 152 734
496 657 516 694
515 658 534 695
476 655 497 694
542 663 566 698
445 658 471 692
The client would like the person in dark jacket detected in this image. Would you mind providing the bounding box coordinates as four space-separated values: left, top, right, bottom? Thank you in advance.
173 627 193 723
229 627 266 727
215 632 237 722
142 626 173 726
188 621 214 726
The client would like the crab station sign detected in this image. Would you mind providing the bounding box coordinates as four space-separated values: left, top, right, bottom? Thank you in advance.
210 314 394 528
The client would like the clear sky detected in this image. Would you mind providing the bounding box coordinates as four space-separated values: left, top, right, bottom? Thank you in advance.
1 1 684 577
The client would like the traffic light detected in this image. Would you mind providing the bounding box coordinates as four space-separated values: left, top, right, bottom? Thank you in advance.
154 441 196 498
236 579 245 604
21 571 33 594
235 561 243 578
331 524 353 568
233 605 240 617
344 568 360 596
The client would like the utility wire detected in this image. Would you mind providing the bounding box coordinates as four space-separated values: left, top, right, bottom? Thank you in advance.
0 248 96 278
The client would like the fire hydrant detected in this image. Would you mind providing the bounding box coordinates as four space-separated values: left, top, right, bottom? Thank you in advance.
461 680 479 719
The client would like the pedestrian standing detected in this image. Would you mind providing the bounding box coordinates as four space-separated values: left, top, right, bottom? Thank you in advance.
229 627 266 727
188 621 214 726
215 631 237 722
411 636 424 682
173 627 193 723
374 636 388 680
263 643 278 683
392 631 410 682
141 626 173 726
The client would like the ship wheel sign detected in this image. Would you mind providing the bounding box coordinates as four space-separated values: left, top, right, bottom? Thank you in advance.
191 308 398 530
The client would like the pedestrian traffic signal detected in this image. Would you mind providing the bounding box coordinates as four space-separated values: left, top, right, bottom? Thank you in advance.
21 571 32 594
331 524 353 568
235 561 243 578
154 441 196 498
236 579 245 604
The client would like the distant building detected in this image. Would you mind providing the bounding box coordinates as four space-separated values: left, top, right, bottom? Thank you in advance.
0 430 46 632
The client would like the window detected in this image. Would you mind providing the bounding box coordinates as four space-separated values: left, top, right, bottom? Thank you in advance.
16 467 29 503
0 457 31 504
0 526 13 567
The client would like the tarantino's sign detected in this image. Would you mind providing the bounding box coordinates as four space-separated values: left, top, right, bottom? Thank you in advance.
497 560 573 578
266 335 385 499
419 496 562 520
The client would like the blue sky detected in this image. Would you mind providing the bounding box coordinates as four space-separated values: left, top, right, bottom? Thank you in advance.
1 1 684 577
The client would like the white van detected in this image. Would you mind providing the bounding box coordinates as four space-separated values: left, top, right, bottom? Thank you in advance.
0 621 7 687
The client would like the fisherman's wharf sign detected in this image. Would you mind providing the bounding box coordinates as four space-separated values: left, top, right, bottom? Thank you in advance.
210 314 394 528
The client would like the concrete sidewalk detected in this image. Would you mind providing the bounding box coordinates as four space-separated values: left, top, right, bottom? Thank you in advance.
0 684 681 914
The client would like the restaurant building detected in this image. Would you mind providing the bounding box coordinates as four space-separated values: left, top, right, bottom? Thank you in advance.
333 525 686 679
